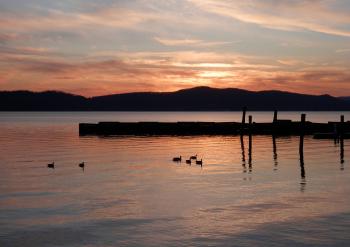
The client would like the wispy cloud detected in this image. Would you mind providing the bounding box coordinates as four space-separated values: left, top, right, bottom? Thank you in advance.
189 0 350 37
154 37 232 47
0 8 161 32
277 59 314 66
0 33 23 44
336 48 350 53
154 37 202 46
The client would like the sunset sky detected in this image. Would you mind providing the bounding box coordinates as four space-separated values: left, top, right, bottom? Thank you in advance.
1 0 350 96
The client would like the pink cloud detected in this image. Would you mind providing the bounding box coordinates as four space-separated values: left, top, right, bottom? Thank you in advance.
0 48 349 96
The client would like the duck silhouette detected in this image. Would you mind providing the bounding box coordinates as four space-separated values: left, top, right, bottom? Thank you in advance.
190 154 197 160
79 162 85 168
47 162 55 169
196 159 203 166
172 156 182 162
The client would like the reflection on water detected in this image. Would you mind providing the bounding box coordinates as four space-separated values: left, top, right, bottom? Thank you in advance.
341 138 345 170
299 146 307 193
272 135 278 171
0 112 350 246
240 134 246 173
240 133 253 174
248 134 253 173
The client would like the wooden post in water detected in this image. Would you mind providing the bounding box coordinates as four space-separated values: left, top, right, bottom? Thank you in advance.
299 114 306 155
340 115 345 136
248 115 252 172
242 107 247 125
301 113 306 125
340 115 345 167
273 110 278 123
299 114 306 184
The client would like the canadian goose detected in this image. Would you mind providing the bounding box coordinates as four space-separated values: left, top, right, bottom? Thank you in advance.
47 162 55 169
196 159 203 166
186 159 191 164
172 156 182 162
190 154 197 160
79 162 85 168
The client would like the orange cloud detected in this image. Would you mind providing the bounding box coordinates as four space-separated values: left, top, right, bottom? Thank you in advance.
1 47 349 96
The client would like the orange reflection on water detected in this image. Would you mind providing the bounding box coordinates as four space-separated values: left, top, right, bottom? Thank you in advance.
0 121 350 245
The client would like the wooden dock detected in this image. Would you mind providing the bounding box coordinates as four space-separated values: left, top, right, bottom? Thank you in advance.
79 111 348 184
79 112 350 138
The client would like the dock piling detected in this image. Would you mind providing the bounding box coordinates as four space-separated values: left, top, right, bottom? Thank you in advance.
248 115 253 172
340 115 345 136
273 110 278 123
299 113 306 186
340 115 345 167
242 107 247 125
299 114 306 154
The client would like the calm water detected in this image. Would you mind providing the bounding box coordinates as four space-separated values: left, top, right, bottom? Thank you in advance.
0 112 350 246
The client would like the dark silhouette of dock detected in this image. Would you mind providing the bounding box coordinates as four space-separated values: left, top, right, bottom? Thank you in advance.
79 117 350 137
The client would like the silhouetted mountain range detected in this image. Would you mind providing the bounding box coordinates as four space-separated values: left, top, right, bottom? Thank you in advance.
0 87 349 111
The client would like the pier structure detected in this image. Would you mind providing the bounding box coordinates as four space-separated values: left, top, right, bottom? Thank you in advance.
79 110 347 185
79 112 350 137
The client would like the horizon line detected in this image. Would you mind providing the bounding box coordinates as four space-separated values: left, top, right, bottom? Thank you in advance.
0 86 343 98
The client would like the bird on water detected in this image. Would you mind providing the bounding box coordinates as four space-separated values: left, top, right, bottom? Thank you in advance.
186 159 191 164
196 159 203 166
173 156 182 162
47 162 55 169
190 154 197 160
79 162 85 168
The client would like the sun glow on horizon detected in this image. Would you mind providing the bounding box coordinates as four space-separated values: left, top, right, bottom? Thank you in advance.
198 71 234 78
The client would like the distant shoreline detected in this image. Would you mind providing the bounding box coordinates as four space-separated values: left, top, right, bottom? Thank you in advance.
1 110 350 112
1 86 349 111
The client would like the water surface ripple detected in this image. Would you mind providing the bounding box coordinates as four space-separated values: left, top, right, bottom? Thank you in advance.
0 112 349 246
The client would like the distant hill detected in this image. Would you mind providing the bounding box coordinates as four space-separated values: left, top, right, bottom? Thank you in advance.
0 90 88 111
0 87 349 111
